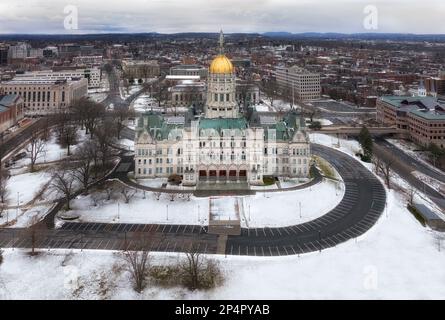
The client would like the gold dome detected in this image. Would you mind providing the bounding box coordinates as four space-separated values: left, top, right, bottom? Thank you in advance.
209 54 234 74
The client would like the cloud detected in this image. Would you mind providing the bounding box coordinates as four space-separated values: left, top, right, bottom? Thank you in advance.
0 0 444 34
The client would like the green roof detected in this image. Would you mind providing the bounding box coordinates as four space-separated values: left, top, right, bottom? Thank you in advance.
136 112 184 140
409 109 445 120
380 96 445 120
198 118 248 132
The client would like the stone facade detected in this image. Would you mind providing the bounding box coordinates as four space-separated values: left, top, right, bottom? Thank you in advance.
134 31 311 186
0 78 88 116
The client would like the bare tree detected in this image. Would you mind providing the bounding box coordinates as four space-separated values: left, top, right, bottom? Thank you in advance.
72 143 95 192
0 168 9 205
152 79 169 109
181 247 202 291
112 108 133 140
27 215 44 256
94 120 117 173
154 192 162 200
123 236 152 293
58 124 78 156
121 187 136 204
179 244 222 291
90 193 102 207
0 204 5 219
408 187 416 206
27 131 46 172
50 164 76 210
169 193 177 202
261 78 279 107
105 183 114 201
373 155 393 189
71 98 106 137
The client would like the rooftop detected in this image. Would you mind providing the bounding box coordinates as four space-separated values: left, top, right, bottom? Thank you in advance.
381 95 445 120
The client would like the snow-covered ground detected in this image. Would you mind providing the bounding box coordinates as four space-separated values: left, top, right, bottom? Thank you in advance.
254 104 270 112
131 94 189 114
312 118 333 126
412 171 444 194
1 128 92 227
261 97 301 113
117 139 134 151
120 85 142 100
65 176 343 228
278 177 309 189
69 191 209 225
5 171 50 205
242 179 343 228
88 92 108 103
136 178 168 188
2 187 445 300
3 133 445 299
13 129 88 168
131 94 157 113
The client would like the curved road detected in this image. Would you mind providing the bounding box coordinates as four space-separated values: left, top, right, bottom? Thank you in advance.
0 144 386 256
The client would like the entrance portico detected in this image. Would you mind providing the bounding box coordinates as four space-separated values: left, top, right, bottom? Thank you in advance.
197 167 248 182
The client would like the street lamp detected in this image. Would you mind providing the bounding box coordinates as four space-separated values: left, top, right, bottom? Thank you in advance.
16 192 20 220
299 202 302 219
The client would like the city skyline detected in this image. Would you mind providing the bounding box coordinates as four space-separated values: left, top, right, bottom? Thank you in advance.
1 0 445 35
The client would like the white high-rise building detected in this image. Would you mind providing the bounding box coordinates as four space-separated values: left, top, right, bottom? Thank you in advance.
8 43 31 60
274 65 321 101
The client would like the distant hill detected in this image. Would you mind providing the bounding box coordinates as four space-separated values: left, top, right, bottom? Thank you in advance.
262 32 445 41
0 32 444 42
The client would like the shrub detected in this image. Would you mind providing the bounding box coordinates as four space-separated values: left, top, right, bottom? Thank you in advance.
309 121 322 130
358 153 372 163
168 174 182 185
148 265 181 287
407 204 426 227
314 156 336 179
148 258 223 291
262 176 275 186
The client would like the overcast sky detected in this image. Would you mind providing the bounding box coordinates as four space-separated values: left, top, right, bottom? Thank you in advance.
0 0 444 34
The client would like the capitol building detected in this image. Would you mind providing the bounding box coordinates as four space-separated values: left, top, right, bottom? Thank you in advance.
134 31 311 186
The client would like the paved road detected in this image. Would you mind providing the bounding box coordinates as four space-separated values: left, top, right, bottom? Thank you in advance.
375 138 445 183
373 140 445 211
0 144 387 256
0 117 56 161
102 66 158 111
225 144 386 256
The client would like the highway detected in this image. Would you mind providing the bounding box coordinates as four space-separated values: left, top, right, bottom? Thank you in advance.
374 139 445 211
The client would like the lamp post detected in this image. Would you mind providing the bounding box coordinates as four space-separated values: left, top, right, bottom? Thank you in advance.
166 204 169 221
299 202 302 219
16 192 20 220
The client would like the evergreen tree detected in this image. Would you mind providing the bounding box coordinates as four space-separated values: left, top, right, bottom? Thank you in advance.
358 126 373 162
